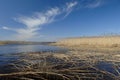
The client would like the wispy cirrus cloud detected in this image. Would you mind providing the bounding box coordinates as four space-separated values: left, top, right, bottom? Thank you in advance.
64 1 78 17
1 0 105 41
85 0 103 8
81 0 104 8
2 1 78 41
2 26 10 30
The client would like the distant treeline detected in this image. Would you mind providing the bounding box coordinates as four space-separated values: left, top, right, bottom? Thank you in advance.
0 41 55 45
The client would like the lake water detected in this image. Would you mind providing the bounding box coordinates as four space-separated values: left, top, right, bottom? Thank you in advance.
0 44 67 54
0 44 68 73
0 45 120 75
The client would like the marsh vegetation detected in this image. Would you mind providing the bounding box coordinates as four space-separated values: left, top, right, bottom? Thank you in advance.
0 36 120 80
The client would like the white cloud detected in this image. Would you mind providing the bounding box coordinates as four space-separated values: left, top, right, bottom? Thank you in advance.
17 7 60 28
2 26 9 30
2 1 78 41
64 1 78 18
66 1 78 10
85 0 103 8
2 26 17 31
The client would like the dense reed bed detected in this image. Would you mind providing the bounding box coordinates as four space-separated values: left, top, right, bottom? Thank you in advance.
53 36 120 48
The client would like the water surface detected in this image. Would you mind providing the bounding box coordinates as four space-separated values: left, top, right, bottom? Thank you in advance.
0 44 67 73
0 44 67 54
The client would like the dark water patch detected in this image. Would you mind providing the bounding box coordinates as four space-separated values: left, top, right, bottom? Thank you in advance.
0 54 20 73
95 61 120 76
0 54 19 65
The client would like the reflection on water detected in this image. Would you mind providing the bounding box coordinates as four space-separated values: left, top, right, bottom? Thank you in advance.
96 61 120 76
0 44 67 73
0 44 67 54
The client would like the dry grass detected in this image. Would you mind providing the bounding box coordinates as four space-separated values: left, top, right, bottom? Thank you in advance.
53 36 120 48
0 51 119 80
0 42 5 45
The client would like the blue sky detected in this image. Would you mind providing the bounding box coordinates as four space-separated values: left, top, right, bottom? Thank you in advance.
0 0 120 41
